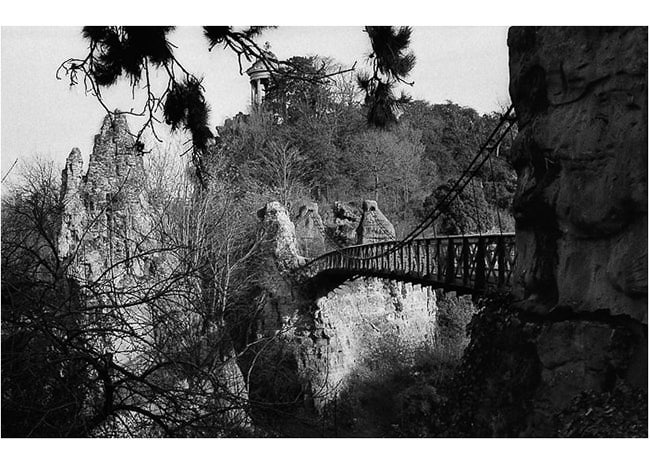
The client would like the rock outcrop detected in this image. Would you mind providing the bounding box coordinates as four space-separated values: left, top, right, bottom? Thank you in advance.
57 113 250 434
58 114 160 364
294 278 474 412
507 26 648 434
294 202 326 258
356 200 396 244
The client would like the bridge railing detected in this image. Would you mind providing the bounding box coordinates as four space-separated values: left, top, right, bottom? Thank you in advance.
302 233 516 293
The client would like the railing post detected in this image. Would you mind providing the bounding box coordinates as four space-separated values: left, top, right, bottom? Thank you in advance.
384 244 388 272
406 243 411 274
425 239 431 277
376 244 380 271
445 237 455 285
437 239 443 281
462 237 470 286
475 236 486 291
497 235 506 288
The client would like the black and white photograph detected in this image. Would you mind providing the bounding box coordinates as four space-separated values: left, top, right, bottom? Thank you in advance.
0 1 648 460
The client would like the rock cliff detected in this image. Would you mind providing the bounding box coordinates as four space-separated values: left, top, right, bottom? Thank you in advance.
58 114 160 364
507 26 648 433
508 26 647 321
57 113 250 434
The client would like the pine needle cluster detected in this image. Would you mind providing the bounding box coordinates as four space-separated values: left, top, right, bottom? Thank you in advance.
358 26 416 128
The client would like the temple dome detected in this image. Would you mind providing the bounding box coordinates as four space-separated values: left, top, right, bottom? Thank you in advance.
245 50 278 80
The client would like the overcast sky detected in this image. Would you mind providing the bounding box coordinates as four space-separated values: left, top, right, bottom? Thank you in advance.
1 26 510 175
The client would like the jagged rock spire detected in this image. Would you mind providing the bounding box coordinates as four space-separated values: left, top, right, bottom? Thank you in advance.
85 112 145 200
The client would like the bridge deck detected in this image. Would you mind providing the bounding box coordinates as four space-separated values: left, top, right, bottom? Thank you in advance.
303 233 516 294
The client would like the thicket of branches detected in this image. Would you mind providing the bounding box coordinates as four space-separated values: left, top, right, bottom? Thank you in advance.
1 153 265 437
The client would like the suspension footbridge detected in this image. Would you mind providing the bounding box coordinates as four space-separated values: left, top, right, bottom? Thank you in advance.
300 105 520 295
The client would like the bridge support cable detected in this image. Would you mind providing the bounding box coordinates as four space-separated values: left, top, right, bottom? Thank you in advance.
471 177 483 236
399 109 518 243
488 142 504 235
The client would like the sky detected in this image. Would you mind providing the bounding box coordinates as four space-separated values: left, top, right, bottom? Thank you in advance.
1 26 510 176
1 2 649 464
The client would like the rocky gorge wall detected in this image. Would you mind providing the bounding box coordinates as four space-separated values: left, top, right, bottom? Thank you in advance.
506 26 648 434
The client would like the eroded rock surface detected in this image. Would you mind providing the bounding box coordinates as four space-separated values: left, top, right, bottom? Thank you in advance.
508 26 647 322
294 279 474 413
294 202 326 258
507 26 648 434
58 114 161 364
356 200 396 244
57 113 250 433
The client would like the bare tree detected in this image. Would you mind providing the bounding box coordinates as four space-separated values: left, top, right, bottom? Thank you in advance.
1 153 265 437
252 142 309 210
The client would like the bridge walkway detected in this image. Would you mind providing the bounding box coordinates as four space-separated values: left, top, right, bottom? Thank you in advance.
302 233 516 294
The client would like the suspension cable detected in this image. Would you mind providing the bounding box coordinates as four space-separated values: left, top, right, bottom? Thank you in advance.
488 141 504 235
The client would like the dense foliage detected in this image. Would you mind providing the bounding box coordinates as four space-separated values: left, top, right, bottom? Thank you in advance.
358 26 415 127
214 77 517 238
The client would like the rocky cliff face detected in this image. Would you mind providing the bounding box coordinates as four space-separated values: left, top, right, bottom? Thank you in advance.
507 26 648 433
59 114 161 364
294 278 473 412
508 26 647 321
57 113 250 433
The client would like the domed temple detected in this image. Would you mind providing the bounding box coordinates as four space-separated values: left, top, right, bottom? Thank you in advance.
245 43 278 108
